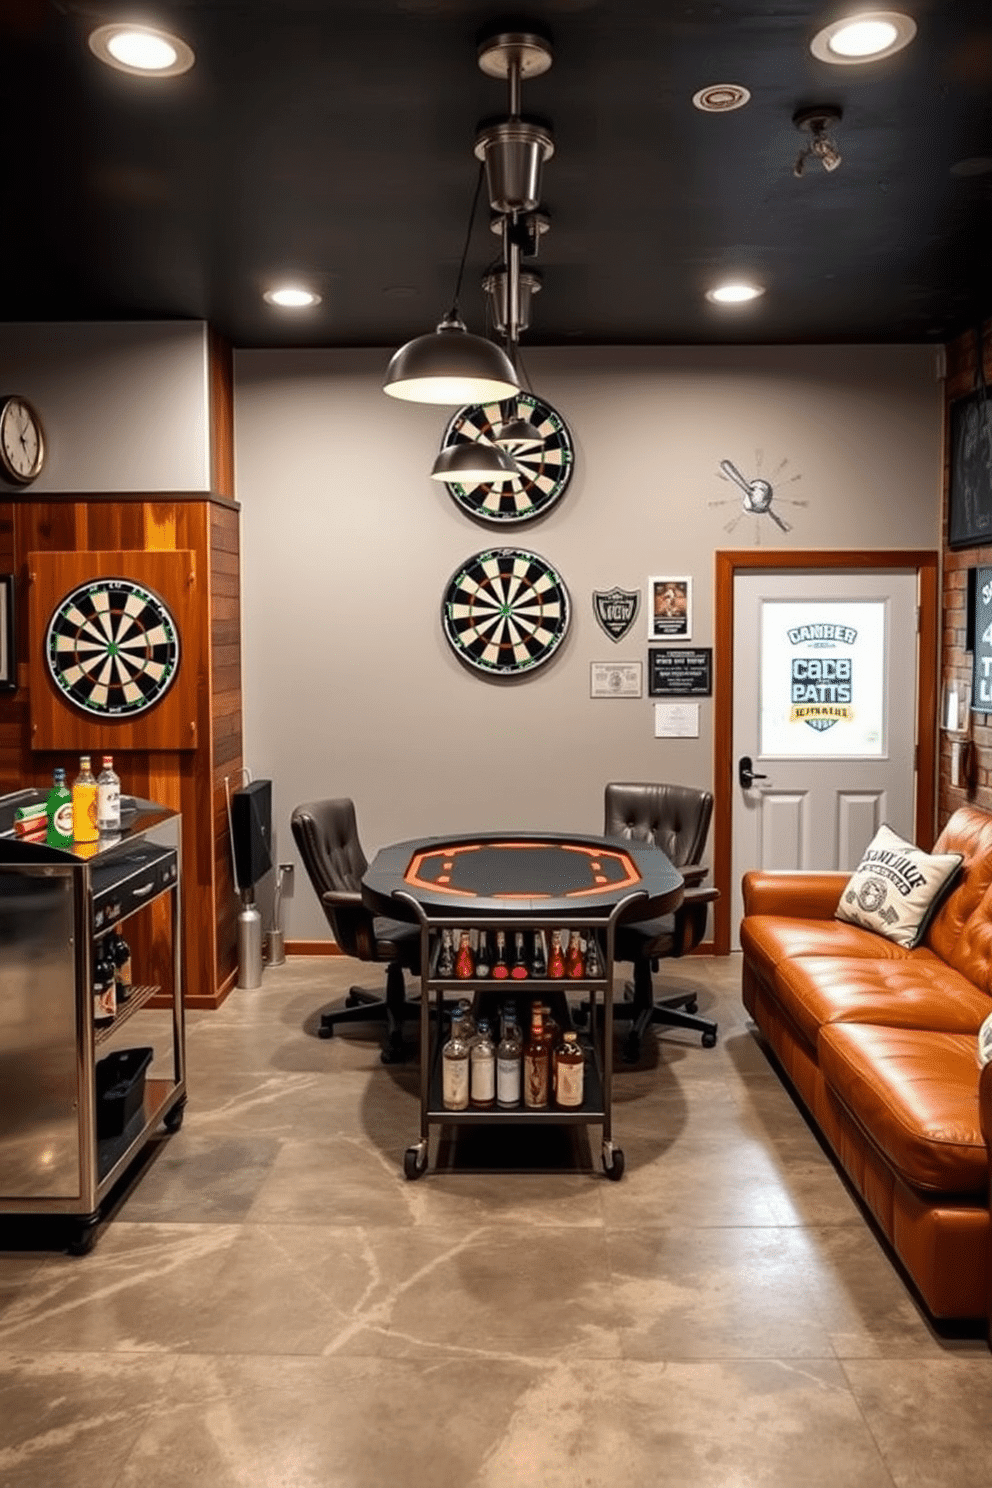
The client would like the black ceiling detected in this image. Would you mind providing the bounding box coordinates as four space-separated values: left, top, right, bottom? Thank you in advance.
4 0 991 350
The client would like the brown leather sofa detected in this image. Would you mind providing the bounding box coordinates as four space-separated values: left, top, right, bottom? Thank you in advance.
740 805 992 1334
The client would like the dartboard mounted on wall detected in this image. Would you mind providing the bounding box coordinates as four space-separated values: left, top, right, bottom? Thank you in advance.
439 393 574 525
441 547 571 677
45 577 180 719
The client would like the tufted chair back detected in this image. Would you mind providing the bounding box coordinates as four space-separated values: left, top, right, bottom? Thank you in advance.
290 798 374 960
604 781 713 870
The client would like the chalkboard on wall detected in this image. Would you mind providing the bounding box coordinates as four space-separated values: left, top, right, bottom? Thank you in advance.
948 387 992 550
971 566 992 713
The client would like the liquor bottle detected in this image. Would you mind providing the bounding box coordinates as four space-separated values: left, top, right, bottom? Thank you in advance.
110 929 133 1003
510 931 529 980
523 1005 550 1109
437 929 456 978
96 755 121 833
93 937 116 1028
441 1018 470 1110
492 930 510 980
566 930 585 979
540 1002 560 1054
475 930 491 978
553 1031 585 1109
71 755 98 844
584 935 603 979
496 1012 523 1109
547 930 566 978
46 766 73 843
454 931 475 979
530 929 547 978
469 1019 496 1108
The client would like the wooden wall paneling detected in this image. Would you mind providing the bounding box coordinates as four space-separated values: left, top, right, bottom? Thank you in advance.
209 502 242 995
208 329 235 500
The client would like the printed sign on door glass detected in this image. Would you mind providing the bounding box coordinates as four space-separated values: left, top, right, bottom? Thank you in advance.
759 600 887 759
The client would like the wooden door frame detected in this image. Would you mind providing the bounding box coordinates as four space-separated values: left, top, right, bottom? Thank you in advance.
712 549 939 954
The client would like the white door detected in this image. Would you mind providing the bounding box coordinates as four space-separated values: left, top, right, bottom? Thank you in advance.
731 569 919 945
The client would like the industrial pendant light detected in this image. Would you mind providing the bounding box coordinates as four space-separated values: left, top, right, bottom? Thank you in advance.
430 438 519 483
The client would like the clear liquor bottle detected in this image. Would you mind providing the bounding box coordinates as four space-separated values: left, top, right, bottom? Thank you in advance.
441 1020 470 1110
469 1019 496 1108
96 755 121 833
437 928 456 978
496 1012 522 1109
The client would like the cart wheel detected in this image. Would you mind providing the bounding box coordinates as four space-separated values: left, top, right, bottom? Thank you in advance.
318 1021 334 1039
403 1147 427 1180
702 1030 718 1049
163 1100 186 1133
67 1217 99 1255
345 991 362 1008
602 1148 625 1181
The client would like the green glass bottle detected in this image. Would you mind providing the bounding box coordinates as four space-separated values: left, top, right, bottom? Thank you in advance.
46 767 73 844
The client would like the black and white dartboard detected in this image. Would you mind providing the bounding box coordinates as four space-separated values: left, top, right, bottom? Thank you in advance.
439 393 574 525
45 577 181 718
441 548 571 676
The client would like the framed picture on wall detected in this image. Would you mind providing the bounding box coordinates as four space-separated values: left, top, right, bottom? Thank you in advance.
647 575 692 640
0 575 15 690
948 387 992 550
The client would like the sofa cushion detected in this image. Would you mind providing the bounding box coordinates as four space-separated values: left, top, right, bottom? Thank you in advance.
924 806 992 977
818 1023 987 1195
979 1011 992 1068
740 913 938 986
774 955 992 1051
835 825 962 949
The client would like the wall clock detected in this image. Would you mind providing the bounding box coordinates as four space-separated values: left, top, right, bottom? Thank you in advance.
441 547 571 676
710 452 806 538
45 576 181 718
438 393 574 524
0 395 45 485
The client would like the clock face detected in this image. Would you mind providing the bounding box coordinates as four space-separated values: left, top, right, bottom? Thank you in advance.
441 548 570 676
0 396 44 484
439 393 574 525
45 577 181 718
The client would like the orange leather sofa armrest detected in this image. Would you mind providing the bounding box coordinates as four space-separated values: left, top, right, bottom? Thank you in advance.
741 870 849 920
979 1061 992 1153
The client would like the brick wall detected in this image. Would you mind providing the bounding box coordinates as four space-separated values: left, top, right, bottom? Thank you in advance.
940 319 992 827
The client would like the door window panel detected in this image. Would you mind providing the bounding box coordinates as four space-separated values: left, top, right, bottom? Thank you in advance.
759 600 887 758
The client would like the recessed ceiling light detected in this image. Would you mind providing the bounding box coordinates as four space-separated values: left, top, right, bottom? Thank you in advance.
692 84 751 113
706 282 765 305
88 23 195 77
263 286 322 308
810 11 917 65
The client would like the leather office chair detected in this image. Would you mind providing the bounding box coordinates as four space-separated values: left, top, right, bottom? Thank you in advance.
290 798 420 1064
605 781 719 1061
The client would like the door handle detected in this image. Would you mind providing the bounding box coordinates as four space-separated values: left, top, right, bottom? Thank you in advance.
738 755 769 789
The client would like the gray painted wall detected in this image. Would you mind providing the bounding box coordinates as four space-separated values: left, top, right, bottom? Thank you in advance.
235 343 943 941
0 321 211 493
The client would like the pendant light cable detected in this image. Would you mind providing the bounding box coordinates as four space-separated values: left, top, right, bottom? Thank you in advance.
447 163 486 322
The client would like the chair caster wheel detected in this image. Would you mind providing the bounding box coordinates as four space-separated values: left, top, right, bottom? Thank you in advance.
403 1147 427 1180
702 1030 718 1049
318 1023 334 1039
621 1035 641 1064
685 998 698 1014
345 992 362 1008
602 1147 625 1181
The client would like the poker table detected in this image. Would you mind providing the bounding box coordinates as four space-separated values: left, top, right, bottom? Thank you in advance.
361 833 683 1182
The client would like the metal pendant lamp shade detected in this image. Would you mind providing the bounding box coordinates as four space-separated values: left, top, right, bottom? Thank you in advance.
430 440 519 483
383 315 520 404
494 415 543 452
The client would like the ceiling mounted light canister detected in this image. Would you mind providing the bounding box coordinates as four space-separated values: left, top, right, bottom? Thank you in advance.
88 23 195 76
793 106 843 175
809 11 917 64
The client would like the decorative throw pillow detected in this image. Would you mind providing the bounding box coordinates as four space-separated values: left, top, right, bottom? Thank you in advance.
835 824 963 949
979 1011 992 1069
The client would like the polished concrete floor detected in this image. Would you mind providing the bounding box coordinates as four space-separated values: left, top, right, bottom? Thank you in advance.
2 954 991 1487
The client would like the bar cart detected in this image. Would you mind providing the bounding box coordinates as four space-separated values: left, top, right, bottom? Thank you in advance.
0 789 185 1252
361 833 683 1181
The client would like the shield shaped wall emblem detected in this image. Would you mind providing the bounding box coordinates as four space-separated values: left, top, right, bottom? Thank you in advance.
593 587 640 642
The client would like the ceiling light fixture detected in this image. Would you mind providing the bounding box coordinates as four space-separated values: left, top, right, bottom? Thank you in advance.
692 83 751 113
793 106 843 176
706 283 765 305
263 286 322 308
809 11 917 65
88 22 195 77
429 440 519 484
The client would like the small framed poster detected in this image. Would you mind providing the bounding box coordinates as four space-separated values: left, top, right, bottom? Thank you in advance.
648 647 712 697
590 661 642 698
648 575 692 640
0 575 14 691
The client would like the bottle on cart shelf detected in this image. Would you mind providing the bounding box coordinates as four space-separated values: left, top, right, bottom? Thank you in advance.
492 930 510 980
441 1017 471 1111
451 998 476 1044
510 931 529 980
93 936 116 1028
96 755 121 834
530 929 547 979
496 1011 522 1109
454 931 475 979
110 929 133 1003
553 1031 585 1109
46 766 73 844
584 935 603 980
547 929 566 978
437 929 456 979
71 756 98 844
475 930 491 978
566 929 585 979
523 1005 550 1109
501 999 518 1034
540 1001 560 1054
469 1019 496 1109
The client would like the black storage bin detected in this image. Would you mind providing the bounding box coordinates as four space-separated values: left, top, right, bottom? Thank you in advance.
95 1047 154 1139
